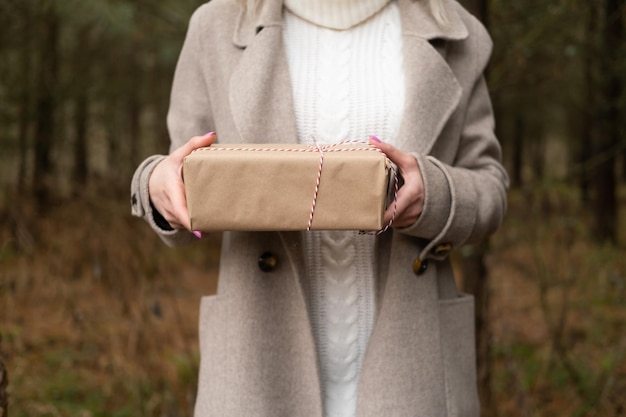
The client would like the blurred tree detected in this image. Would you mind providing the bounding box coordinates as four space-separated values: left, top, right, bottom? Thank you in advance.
33 0 59 207
588 0 623 243
489 0 587 187
15 3 34 196
72 25 93 190
579 1 600 204
0 0 203 199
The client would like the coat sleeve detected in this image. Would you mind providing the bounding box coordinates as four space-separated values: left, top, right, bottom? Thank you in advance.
130 5 214 247
398 16 509 261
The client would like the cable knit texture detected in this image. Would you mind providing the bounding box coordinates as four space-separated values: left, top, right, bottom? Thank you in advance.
284 0 392 29
283 3 404 417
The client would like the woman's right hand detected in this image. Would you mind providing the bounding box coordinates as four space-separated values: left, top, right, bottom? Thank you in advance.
149 132 216 230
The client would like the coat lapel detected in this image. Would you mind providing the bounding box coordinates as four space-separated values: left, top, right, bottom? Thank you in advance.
396 0 467 155
229 0 318 326
229 6 320 416
359 1 470 414
229 0 298 145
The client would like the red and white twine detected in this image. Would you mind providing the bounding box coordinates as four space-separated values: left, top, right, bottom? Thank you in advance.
191 140 398 235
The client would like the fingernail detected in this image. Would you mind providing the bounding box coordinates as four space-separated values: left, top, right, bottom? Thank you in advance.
193 230 202 239
369 135 381 143
203 131 215 137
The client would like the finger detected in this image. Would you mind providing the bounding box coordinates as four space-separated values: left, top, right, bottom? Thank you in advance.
385 186 414 227
369 136 415 172
168 182 192 231
185 131 216 154
176 133 216 228
157 133 215 230
150 164 190 230
385 172 424 227
383 196 398 226
157 192 189 231
172 208 191 231
191 130 216 148
171 132 217 160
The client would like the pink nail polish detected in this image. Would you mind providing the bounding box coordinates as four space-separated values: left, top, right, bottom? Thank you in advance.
369 135 381 143
193 230 202 239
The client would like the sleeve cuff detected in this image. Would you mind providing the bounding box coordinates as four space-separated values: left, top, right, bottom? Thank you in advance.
131 155 165 219
130 155 196 246
398 153 452 239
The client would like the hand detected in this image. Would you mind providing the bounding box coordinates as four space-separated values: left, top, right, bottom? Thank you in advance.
369 136 425 228
149 132 217 230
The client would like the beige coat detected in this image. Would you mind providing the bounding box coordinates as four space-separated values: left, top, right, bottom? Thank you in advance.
130 0 509 415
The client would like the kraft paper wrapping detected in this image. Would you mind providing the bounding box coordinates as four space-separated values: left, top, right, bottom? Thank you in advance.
183 143 392 232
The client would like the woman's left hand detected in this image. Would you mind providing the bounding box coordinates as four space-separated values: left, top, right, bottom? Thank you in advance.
369 136 425 228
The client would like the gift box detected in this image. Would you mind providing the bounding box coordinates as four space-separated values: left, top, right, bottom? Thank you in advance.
183 143 393 232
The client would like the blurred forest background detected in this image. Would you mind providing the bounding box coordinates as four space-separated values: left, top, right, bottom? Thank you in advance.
0 0 625 416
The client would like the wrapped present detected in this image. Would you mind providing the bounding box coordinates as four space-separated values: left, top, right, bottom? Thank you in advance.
183 143 394 232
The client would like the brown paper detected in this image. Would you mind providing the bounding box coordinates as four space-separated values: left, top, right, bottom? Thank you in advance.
183 143 391 232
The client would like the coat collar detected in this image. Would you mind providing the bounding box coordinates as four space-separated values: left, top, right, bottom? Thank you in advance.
395 0 467 154
233 0 468 47
228 0 467 153
398 0 468 40
233 0 284 47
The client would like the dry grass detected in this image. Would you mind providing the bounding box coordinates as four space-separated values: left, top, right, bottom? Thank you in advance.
0 185 624 416
0 189 219 416
487 186 626 417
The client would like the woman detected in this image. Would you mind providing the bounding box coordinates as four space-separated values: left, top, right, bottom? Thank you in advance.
130 0 508 415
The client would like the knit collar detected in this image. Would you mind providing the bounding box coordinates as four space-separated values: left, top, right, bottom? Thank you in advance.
232 0 468 47
283 0 392 30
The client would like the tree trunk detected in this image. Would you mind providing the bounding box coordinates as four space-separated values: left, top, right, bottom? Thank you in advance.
127 45 142 177
579 2 598 204
33 3 59 207
73 26 92 192
17 5 32 196
462 0 488 26
73 91 89 189
106 97 121 184
580 51 592 203
590 0 623 243
511 116 524 188
128 91 141 182
530 127 545 182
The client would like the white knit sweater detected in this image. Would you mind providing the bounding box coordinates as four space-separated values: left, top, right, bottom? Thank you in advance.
283 1 404 416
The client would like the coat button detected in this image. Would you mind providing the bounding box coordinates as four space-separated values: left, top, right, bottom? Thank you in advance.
258 252 278 273
432 242 452 257
412 257 428 275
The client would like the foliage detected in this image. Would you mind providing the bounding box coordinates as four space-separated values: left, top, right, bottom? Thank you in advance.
488 186 626 416
0 0 206 200
0 192 219 416
489 0 625 191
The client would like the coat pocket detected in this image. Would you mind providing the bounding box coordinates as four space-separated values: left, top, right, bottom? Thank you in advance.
194 295 226 417
439 294 480 417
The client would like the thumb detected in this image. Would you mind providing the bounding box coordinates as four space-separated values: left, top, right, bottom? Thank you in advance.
188 131 216 151
172 132 216 161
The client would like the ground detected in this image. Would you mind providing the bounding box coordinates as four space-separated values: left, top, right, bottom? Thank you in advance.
0 186 624 416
